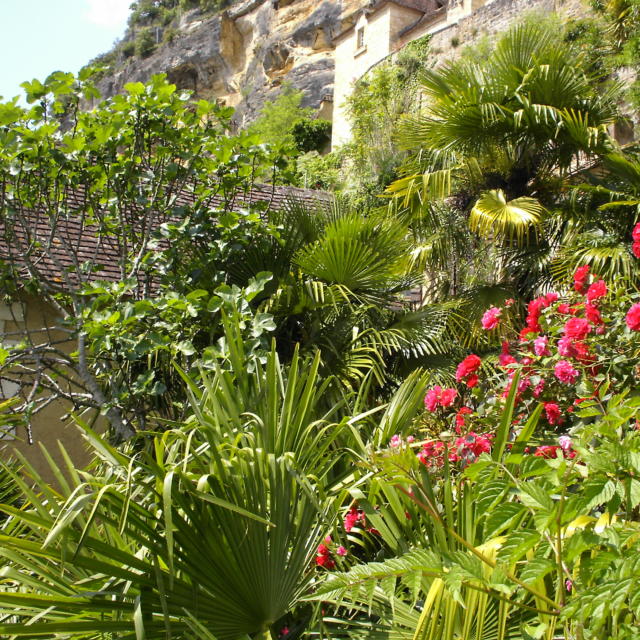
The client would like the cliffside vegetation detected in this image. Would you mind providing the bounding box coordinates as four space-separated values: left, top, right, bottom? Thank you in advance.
82 0 238 78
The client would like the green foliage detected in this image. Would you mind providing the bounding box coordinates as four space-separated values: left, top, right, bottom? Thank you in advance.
0 72 290 438
291 118 332 154
338 36 430 206
121 39 136 58
249 84 321 152
134 26 158 58
388 21 625 301
297 150 344 190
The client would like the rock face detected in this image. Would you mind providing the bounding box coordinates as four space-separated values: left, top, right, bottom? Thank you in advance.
96 0 358 128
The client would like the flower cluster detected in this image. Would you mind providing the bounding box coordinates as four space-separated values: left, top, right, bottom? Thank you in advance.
455 354 482 388
481 306 502 330
424 386 457 411
315 536 348 569
343 506 366 532
315 543 335 569
415 237 640 476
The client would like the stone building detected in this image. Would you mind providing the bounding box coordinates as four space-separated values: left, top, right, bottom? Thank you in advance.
331 0 585 149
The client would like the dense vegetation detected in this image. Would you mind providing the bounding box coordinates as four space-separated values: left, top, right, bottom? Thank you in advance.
2 5 640 640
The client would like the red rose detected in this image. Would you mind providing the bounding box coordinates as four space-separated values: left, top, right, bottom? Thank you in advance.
626 303 640 331
544 402 563 426
534 445 561 459
466 374 479 388
633 222 640 242
633 242 640 258
563 317 591 340
585 303 603 326
586 280 607 304
455 354 482 383
573 265 590 293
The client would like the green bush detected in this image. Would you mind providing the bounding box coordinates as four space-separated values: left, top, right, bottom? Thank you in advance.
135 27 157 58
121 40 136 58
291 118 332 154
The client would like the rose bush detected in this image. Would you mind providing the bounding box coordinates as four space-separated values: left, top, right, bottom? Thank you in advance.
412 252 640 470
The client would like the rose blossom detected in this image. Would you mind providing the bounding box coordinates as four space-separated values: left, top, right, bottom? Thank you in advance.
573 265 590 293
336 545 348 556
563 317 591 340
425 387 439 412
585 303 603 326
633 222 640 242
456 354 482 385
499 341 516 366
533 379 545 397
633 242 640 258
544 402 562 426
534 445 561 459
424 386 457 411
466 374 479 388
533 336 550 357
344 507 365 532
454 432 492 464
557 336 575 357
440 387 457 407
481 306 502 330
626 303 640 331
558 435 572 451
555 360 579 385
389 434 402 448
586 280 607 304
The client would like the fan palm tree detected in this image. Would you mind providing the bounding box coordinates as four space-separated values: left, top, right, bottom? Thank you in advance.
222 198 478 387
388 21 624 298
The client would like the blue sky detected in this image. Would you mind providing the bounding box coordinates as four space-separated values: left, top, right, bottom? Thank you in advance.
0 0 131 100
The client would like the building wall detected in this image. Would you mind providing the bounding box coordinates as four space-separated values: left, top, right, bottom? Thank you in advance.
0 298 97 486
332 3 423 148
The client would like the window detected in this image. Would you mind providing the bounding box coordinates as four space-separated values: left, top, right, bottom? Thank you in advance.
357 27 365 49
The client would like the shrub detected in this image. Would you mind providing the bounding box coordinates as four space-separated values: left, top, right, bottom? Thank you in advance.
135 27 157 58
291 118 332 153
121 40 136 59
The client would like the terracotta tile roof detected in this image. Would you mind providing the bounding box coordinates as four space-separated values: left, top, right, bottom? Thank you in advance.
0 183 331 291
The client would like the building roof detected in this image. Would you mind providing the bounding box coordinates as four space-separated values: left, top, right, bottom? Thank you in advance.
0 183 331 291
333 0 434 44
398 0 447 38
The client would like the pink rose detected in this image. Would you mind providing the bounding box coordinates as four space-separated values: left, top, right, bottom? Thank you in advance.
554 360 579 385
563 317 591 340
626 303 640 331
481 306 502 330
534 336 550 357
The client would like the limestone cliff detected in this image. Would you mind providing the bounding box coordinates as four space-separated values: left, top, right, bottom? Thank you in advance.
96 0 365 128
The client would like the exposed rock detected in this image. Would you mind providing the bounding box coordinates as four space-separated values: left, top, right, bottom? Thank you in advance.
96 0 362 128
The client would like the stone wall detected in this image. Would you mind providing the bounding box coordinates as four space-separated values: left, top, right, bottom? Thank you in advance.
400 0 586 53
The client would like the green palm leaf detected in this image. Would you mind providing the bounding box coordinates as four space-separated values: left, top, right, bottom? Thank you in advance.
469 190 545 244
